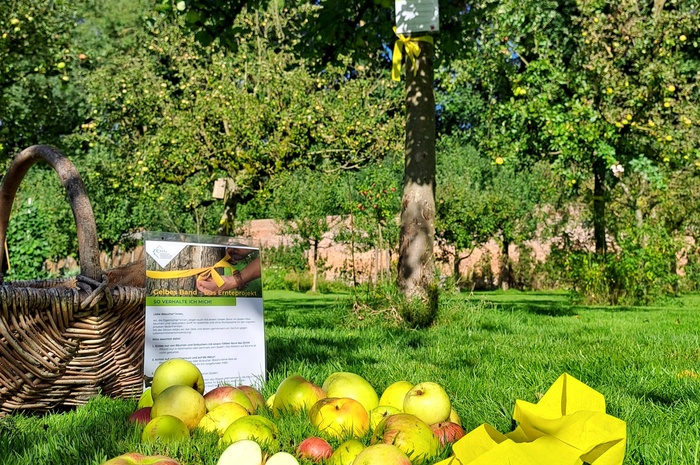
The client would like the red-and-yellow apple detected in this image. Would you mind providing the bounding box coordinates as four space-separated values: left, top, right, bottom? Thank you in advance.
204 385 254 413
327 439 365 465
369 405 401 431
272 374 326 417
378 381 413 411
430 420 466 447
309 397 370 440
296 437 333 463
101 452 180 465
403 381 451 425
352 444 411 465
141 415 190 443
265 452 299 465
372 413 441 463
220 414 280 450
151 385 207 430
197 402 250 436
129 407 152 424
151 358 205 399
322 372 378 414
238 385 266 411
217 439 263 465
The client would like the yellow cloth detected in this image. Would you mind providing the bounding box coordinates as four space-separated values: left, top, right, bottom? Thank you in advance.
146 254 236 288
392 27 434 81
433 374 626 465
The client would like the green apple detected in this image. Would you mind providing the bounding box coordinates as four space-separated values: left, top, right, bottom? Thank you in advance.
238 385 266 412
217 439 263 465
137 388 154 409
322 372 378 415
272 374 326 417
101 452 180 465
198 402 250 436
204 385 254 413
141 415 190 443
151 358 205 399
369 405 401 431
220 414 280 450
266 393 276 409
327 439 365 465
403 381 451 425
151 385 207 430
378 381 413 411
371 413 441 463
309 397 369 440
265 452 300 465
352 444 411 465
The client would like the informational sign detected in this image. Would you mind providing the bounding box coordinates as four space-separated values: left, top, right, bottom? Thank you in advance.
143 232 265 390
395 0 440 34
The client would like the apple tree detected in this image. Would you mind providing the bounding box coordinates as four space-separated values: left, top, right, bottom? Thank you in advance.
436 136 550 290
0 0 83 160
267 168 345 293
351 159 402 282
437 0 699 260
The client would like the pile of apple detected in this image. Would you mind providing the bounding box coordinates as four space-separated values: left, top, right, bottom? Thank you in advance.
103 358 466 465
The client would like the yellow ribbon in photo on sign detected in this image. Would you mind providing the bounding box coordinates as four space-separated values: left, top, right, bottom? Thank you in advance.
146 254 236 288
392 26 434 81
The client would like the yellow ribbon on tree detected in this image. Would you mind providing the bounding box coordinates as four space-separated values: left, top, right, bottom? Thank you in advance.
146 254 237 288
392 27 434 81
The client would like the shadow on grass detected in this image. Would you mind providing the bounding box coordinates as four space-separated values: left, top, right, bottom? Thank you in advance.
264 297 347 329
490 301 579 317
265 332 379 373
264 293 380 372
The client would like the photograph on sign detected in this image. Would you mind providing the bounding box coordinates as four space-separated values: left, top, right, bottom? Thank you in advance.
395 0 440 34
144 232 266 390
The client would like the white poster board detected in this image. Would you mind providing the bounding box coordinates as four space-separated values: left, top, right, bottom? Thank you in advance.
395 0 440 34
143 232 266 390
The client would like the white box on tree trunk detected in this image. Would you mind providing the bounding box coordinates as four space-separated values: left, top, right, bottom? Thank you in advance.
395 0 440 34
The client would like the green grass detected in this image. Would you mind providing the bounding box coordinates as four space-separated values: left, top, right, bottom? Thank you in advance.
2 290 699 464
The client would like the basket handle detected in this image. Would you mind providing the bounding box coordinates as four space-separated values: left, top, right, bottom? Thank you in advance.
0 145 102 283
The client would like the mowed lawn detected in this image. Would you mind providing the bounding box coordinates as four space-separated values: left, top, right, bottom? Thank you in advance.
2 290 699 464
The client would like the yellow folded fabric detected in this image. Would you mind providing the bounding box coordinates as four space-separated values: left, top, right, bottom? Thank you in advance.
433 374 626 465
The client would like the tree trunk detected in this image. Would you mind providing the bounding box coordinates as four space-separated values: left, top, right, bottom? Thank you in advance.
311 239 318 293
593 157 607 255
500 240 511 291
147 245 223 293
453 253 464 286
397 39 437 305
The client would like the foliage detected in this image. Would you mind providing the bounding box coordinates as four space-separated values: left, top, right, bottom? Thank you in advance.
436 0 700 257
4 168 78 280
266 168 345 292
436 135 551 288
550 222 681 306
0 0 83 160
62 0 403 246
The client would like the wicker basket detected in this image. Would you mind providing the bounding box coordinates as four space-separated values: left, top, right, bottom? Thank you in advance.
0 145 146 414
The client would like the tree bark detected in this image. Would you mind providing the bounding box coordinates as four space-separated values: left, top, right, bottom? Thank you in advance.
147 245 223 293
397 39 437 305
593 157 607 255
311 239 318 293
500 240 511 291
